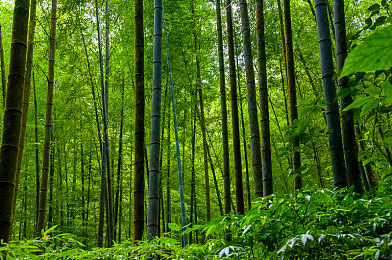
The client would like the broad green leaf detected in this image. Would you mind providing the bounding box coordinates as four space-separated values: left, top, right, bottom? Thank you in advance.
341 25 392 77
364 86 381 96
168 223 181 231
360 98 379 116
343 96 372 111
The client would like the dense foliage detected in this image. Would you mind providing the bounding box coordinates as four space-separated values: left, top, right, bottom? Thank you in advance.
1 183 392 259
0 0 391 258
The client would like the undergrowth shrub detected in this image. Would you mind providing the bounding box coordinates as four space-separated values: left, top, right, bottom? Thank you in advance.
1 184 392 259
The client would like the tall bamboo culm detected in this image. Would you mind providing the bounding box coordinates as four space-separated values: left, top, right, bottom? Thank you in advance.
333 0 362 193
12 0 37 236
239 0 263 200
36 0 57 236
147 0 163 242
315 0 348 188
133 0 145 243
0 0 30 243
283 0 301 189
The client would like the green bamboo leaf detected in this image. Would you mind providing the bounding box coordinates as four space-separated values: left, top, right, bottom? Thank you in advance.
168 223 181 231
364 86 381 96
341 25 392 77
360 98 379 116
343 96 372 111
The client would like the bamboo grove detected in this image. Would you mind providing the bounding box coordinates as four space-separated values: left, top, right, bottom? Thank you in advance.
0 0 391 251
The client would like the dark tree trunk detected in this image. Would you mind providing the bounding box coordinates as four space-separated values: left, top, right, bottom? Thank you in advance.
133 0 145 243
0 0 30 243
192 0 210 221
114 79 124 241
147 0 163 242
256 0 273 196
315 0 348 188
239 0 263 200
13 0 37 227
226 0 242 214
0 24 5 107
165 20 188 246
36 0 57 236
283 0 302 189
33 72 40 225
216 0 231 216
333 0 362 193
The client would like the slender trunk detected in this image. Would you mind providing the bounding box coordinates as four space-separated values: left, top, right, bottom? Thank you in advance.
227 0 243 213
48 134 54 227
147 0 163 242
312 140 324 187
81 142 85 241
13 1 37 226
356 125 376 188
95 0 106 247
118 176 123 242
80 21 102 152
165 20 188 246
166 106 171 233
216 0 230 217
277 0 288 88
189 88 196 244
33 72 40 225
159 82 168 237
206 142 224 216
104 0 115 244
0 24 5 107
86 148 92 248
114 79 124 241
333 0 362 193
283 0 301 189
36 0 57 236
315 0 348 188
256 0 273 196
0 0 30 242
192 0 210 221
234 37 251 210
133 0 145 243
239 0 263 199
97 160 105 247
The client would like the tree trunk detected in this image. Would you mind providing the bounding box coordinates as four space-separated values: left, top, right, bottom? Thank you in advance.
147 0 163 242
234 35 251 209
216 0 231 216
239 0 263 200
48 134 54 227
333 0 362 193
12 0 38 236
226 0 242 213
283 0 301 189
36 0 57 236
315 0 348 188
189 88 196 244
0 0 30 243
33 72 40 226
165 20 188 247
104 0 115 245
191 0 210 221
207 142 224 216
0 24 5 108
256 0 273 196
166 105 171 234
133 0 145 244
114 79 124 241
